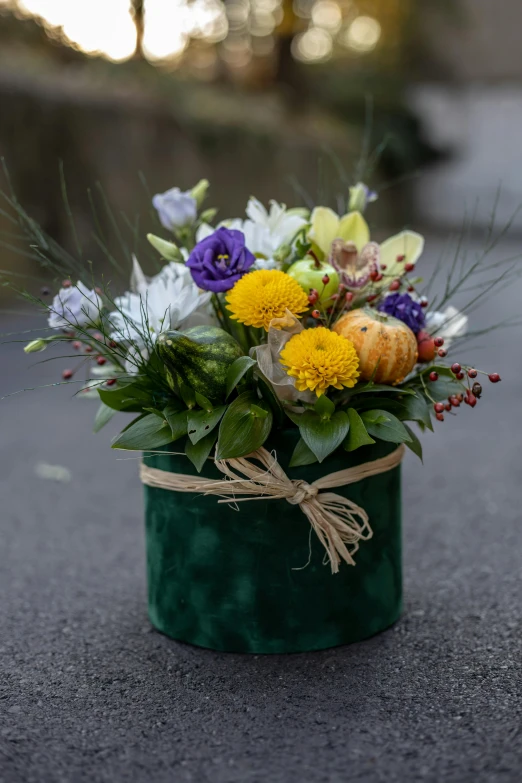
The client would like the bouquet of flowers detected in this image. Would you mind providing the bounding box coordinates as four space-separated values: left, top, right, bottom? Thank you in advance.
15 179 501 468
2 171 512 653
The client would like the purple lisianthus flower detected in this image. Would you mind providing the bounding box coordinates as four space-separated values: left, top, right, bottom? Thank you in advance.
186 227 255 293
378 292 425 334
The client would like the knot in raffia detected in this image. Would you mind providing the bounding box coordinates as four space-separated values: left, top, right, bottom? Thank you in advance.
140 445 405 574
288 480 319 505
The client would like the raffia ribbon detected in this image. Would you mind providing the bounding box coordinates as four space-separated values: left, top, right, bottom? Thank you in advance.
140 444 405 573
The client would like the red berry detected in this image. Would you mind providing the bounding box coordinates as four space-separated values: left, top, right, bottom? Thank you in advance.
444 403 452 412
96 356 106 365
106 378 117 387
456 371 464 380
94 332 103 341
451 363 461 374
380 264 387 270
345 292 354 303
62 369 73 380
367 294 378 303
370 270 380 281
429 371 439 382
407 286 415 293
467 368 477 378
308 293 318 305
109 340 117 349
449 395 460 407
472 382 482 398
436 412 444 422
331 293 339 301
434 337 444 347
420 297 428 308
434 402 444 413
396 254 406 262
389 280 401 291
62 279 72 288
84 346 93 353
464 391 477 408
322 274 330 285
438 348 447 358
72 341 81 350
404 263 415 273
311 309 321 319
488 373 501 383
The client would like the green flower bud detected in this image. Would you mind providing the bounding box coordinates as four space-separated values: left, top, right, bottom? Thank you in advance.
273 244 292 264
24 339 47 353
199 207 218 224
348 182 378 214
146 233 184 262
190 179 210 207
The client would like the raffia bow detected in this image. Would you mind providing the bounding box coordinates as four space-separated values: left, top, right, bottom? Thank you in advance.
140 445 405 573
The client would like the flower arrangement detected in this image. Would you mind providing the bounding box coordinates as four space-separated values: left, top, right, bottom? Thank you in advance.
7 177 505 470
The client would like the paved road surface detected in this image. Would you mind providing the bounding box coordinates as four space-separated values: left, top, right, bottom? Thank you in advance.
1 235 521 782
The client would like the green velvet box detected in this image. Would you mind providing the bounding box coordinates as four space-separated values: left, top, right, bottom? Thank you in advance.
142 432 402 654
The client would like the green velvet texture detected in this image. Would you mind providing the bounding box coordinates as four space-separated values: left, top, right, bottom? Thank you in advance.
143 431 402 654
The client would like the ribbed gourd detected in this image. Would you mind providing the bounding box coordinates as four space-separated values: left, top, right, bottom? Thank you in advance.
157 326 243 402
333 308 418 384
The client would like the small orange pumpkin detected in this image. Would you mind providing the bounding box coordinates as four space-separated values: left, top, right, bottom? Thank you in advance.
333 308 418 384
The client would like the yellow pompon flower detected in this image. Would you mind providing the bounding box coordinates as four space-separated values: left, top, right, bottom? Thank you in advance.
280 326 360 397
226 269 309 332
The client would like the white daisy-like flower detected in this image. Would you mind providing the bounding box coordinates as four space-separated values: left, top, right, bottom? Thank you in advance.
108 256 211 351
426 305 468 346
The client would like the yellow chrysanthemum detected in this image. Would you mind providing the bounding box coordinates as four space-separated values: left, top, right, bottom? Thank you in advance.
280 326 360 397
226 269 309 332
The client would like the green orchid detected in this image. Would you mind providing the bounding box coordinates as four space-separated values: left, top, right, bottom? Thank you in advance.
308 208 370 259
377 231 425 285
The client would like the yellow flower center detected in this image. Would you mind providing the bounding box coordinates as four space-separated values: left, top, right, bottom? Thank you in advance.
280 326 360 397
226 269 309 332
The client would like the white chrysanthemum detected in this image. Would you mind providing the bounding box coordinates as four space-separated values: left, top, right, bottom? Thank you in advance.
108 256 211 349
426 305 468 346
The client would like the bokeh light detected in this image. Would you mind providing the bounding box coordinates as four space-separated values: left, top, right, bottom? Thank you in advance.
17 0 137 61
341 14 381 53
292 27 333 63
311 1 342 33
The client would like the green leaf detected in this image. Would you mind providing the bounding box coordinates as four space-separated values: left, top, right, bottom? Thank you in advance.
111 413 173 451
185 431 218 473
226 356 256 399
403 423 423 461
250 404 268 418
179 381 196 409
256 374 284 427
298 410 349 463
423 377 463 402
187 405 227 445
351 397 406 415
361 409 412 444
164 407 188 441
354 383 415 395
397 391 433 431
93 402 117 433
216 391 273 459
344 408 375 452
314 395 335 419
98 381 150 412
195 391 213 412
289 437 318 467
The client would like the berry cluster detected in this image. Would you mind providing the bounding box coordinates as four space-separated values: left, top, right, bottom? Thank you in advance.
429 354 501 422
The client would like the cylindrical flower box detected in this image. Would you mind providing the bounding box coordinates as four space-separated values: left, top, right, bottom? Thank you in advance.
142 432 402 654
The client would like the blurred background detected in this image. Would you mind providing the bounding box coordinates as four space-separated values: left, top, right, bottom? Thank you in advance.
3 0 521 297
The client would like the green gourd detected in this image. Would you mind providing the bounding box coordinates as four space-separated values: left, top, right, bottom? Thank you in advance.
157 326 243 402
